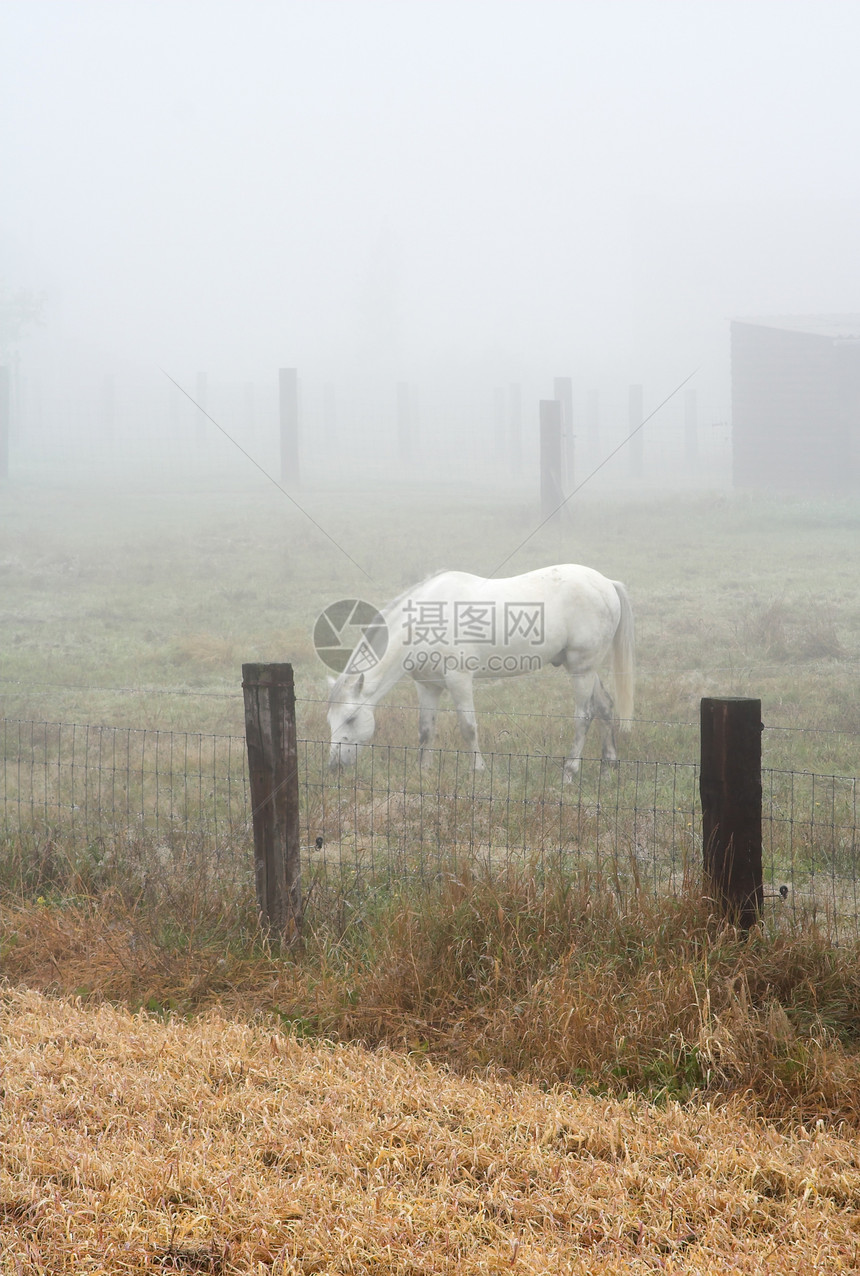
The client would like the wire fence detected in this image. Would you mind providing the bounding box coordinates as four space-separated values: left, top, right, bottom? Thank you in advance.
1 718 858 940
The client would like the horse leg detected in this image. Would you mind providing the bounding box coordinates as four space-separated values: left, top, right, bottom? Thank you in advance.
415 680 444 768
563 671 598 780
445 672 485 771
592 677 619 766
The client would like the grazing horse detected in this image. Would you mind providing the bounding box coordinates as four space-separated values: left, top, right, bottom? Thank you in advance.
327 564 634 779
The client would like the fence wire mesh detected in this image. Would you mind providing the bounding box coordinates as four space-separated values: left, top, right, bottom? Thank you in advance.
1 719 858 939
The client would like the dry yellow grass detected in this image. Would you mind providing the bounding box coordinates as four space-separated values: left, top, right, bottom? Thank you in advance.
2 989 860 1274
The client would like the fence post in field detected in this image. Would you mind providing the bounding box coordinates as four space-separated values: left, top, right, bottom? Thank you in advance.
0 366 10 479
509 382 523 474
242 662 302 941
554 375 574 489
699 697 763 929
195 371 208 449
684 387 698 466
279 367 300 486
539 398 564 521
586 386 600 456
628 384 644 478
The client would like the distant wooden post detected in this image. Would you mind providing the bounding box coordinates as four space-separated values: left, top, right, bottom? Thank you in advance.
700 697 763 930
396 381 412 461
279 367 300 486
509 383 523 473
554 376 574 489
243 381 255 445
195 371 208 448
0 366 10 479
628 384 644 478
586 387 600 454
684 387 698 466
539 399 564 521
242 663 302 940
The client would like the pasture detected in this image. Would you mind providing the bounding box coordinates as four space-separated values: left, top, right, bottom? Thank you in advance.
3 986 860 1274
2 475 860 1271
0 476 858 772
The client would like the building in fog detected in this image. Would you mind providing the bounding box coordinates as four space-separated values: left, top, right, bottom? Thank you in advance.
731 315 860 493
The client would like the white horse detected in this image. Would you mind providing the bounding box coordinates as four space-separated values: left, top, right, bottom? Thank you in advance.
327 564 634 779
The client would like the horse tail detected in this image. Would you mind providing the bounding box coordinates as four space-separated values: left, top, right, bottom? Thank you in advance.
610 581 635 731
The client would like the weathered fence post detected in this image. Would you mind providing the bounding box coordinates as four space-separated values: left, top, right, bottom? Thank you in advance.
553 375 574 489
279 367 300 486
539 398 564 520
700 697 763 929
586 386 600 456
509 382 523 473
684 387 698 467
242 663 302 940
195 370 208 448
628 383 644 478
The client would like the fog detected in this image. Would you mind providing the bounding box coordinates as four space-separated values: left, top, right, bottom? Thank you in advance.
2 0 859 485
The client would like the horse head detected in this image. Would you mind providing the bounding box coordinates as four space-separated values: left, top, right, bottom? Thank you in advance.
327 670 376 770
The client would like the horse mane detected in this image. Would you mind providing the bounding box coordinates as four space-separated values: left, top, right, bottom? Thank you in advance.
327 570 451 704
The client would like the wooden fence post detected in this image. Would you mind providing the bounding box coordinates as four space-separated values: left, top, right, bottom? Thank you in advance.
629 383 644 478
700 696 763 929
539 398 563 521
195 370 208 449
553 375 574 489
279 367 300 486
242 663 302 940
586 387 600 455
509 383 523 473
684 387 698 466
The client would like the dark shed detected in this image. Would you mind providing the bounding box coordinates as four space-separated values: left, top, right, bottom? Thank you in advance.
731 315 860 492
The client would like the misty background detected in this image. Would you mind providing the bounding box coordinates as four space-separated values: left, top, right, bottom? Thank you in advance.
2 0 859 486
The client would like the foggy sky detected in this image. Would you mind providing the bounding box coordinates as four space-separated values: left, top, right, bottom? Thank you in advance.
2 0 860 403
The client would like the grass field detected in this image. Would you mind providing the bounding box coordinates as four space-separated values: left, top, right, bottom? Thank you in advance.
2 473 860 1272
1 476 858 773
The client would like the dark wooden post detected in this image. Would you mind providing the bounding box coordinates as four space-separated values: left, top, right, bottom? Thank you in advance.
195 370 208 448
586 387 600 455
629 384 644 478
539 398 564 521
509 382 523 473
554 375 574 489
243 381 256 446
0 366 10 480
684 387 698 466
700 697 763 929
242 663 302 940
279 367 300 486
